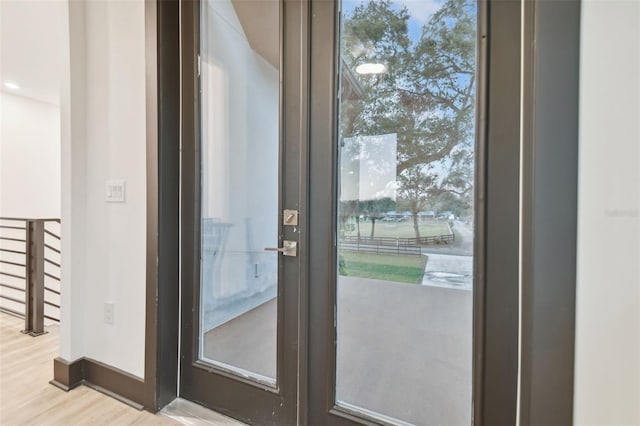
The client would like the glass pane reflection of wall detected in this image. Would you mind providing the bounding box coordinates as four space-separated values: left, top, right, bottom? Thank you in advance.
199 0 280 383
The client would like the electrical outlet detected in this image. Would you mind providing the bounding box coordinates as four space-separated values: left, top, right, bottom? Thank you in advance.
104 302 115 325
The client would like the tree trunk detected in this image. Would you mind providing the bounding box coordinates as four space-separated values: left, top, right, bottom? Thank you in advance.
370 218 376 239
412 211 421 240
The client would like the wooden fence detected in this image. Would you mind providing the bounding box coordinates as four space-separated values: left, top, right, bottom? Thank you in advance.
338 241 423 256
341 232 455 247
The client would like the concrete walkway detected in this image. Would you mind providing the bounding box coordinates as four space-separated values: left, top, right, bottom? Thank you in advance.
420 220 473 291
422 253 473 291
422 220 473 256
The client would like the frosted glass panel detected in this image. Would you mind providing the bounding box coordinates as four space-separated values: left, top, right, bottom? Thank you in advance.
199 0 280 383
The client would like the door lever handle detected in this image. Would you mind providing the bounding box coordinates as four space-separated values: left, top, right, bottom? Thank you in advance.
264 240 297 257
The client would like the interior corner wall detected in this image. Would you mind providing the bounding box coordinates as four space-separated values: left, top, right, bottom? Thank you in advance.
574 1 640 425
0 92 61 218
61 0 147 378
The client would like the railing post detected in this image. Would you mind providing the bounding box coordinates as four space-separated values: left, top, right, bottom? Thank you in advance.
22 219 46 336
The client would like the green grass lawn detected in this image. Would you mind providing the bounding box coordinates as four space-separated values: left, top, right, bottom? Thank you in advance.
343 219 450 239
338 250 428 284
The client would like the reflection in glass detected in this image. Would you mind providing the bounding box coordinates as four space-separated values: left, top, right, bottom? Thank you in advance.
199 0 280 383
336 0 477 424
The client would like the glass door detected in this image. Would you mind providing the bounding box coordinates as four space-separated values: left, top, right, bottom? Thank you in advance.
180 0 520 424
304 0 520 425
180 0 306 424
335 1 476 423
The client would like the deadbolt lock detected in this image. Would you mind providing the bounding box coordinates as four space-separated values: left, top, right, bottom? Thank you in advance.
283 209 298 226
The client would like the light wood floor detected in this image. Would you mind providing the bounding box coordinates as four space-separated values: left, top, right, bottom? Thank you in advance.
0 312 177 426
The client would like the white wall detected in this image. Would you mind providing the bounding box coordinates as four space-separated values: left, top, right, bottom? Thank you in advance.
200 0 279 331
574 1 640 425
0 92 61 218
0 0 66 106
60 0 147 378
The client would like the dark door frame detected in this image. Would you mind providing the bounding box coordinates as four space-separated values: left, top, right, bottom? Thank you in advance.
144 0 581 424
176 1 307 424
142 0 180 411
520 0 581 425
475 1 522 423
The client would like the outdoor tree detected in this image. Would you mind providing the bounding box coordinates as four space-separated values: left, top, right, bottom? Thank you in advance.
434 191 472 219
339 199 362 238
437 145 474 217
397 165 440 239
360 197 395 239
340 0 476 240
402 0 476 174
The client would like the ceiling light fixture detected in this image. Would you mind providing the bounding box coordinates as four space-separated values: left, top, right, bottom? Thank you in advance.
3 81 20 90
355 63 387 75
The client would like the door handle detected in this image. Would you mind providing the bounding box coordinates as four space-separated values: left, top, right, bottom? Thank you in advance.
264 240 297 257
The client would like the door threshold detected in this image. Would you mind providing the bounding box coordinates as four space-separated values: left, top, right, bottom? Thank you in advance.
160 398 248 426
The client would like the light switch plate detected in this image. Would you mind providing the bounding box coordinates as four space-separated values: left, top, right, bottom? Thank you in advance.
106 180 126 203
104 302 115 325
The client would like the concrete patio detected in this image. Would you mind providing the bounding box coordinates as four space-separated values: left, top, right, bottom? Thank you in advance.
204 276 472 426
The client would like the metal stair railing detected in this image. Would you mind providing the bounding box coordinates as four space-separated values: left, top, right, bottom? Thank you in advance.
0 217 61 336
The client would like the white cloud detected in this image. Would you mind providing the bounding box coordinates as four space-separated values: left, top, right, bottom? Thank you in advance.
401 0 443 24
